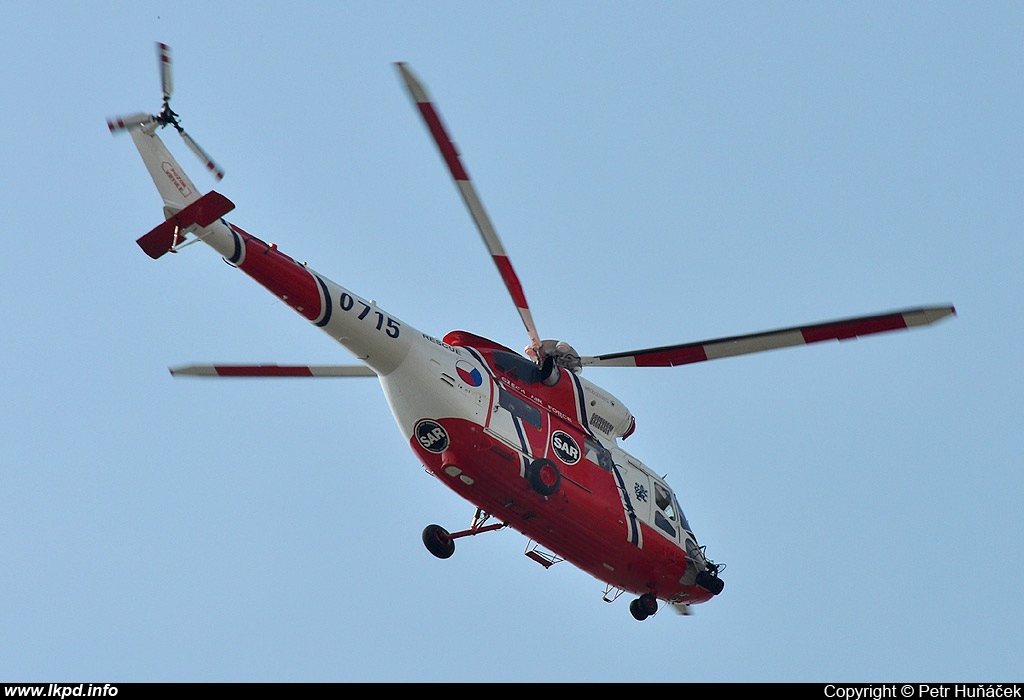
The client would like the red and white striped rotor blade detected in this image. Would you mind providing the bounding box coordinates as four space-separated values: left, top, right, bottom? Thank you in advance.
581 305 956 368
179 129 225 181
157 42 173 100
107 112 157 134
169 364 377 378
396 62 542 356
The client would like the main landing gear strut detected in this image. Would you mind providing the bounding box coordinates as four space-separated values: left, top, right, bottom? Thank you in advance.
422 509 507 559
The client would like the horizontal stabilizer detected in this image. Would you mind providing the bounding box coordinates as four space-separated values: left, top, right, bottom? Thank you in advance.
169 364 378 378
137 190 235 259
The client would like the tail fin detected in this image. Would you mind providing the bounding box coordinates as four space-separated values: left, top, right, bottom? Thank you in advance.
130 125 203 219
127 124 234 259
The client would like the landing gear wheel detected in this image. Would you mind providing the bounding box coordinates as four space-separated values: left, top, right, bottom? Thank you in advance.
630 593 659 621
526 458 561 497
629 599 646 621
422 524 455 559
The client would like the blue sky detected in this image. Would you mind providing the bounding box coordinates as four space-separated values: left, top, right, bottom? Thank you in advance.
1 1 1020 682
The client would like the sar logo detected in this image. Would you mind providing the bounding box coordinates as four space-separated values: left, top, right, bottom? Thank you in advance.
551 430 581 465
415 419 450 454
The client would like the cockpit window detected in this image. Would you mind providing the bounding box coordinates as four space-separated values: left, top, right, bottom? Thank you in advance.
675 498 692 533
653 481 692 537
654 482 675 518
654 511 676 538
653 482 677 537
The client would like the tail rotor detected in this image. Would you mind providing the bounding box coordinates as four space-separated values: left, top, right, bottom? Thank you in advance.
107 42 224 181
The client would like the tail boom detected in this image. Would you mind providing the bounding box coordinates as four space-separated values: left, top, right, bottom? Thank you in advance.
135 197 416 376
127 125 418 375
222 225 417 375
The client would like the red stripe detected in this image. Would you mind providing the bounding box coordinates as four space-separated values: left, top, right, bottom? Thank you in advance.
416 102 469 181
493 255 529 309
215 366 314 377
236 234 323 322
801 314 907 343
633 345 709 367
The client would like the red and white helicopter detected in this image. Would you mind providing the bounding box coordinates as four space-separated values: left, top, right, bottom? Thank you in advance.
109 44 955 620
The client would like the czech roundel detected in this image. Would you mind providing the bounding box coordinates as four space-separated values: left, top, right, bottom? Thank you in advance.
456 360 483 387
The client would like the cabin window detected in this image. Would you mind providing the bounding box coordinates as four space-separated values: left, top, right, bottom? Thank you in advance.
498 387 542 429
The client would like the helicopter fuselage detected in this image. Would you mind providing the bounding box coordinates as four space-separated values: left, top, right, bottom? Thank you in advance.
385 330 716 606
115 51 958 620
163 152 716 605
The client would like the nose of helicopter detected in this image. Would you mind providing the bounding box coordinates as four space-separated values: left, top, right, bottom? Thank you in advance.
696 567 726 595
686 536 726 596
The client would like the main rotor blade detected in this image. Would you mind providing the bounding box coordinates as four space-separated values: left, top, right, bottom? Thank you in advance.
179 129 225 181
396 62 542 356
157 42 173 100
581 305 956 368
169 364 377 377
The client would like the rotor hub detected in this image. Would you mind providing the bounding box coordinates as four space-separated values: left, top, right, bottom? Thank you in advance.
526 339 582 373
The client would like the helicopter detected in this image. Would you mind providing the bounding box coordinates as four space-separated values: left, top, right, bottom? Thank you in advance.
109 44 955 620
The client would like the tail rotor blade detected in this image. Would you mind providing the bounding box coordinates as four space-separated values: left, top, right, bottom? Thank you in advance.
180 129 225 181
157 42 173 100
107 112 157 134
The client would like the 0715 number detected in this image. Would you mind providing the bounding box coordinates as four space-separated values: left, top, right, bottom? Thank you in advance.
339 292 400 338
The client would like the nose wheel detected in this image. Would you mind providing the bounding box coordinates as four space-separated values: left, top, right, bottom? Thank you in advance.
629 593 659 621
